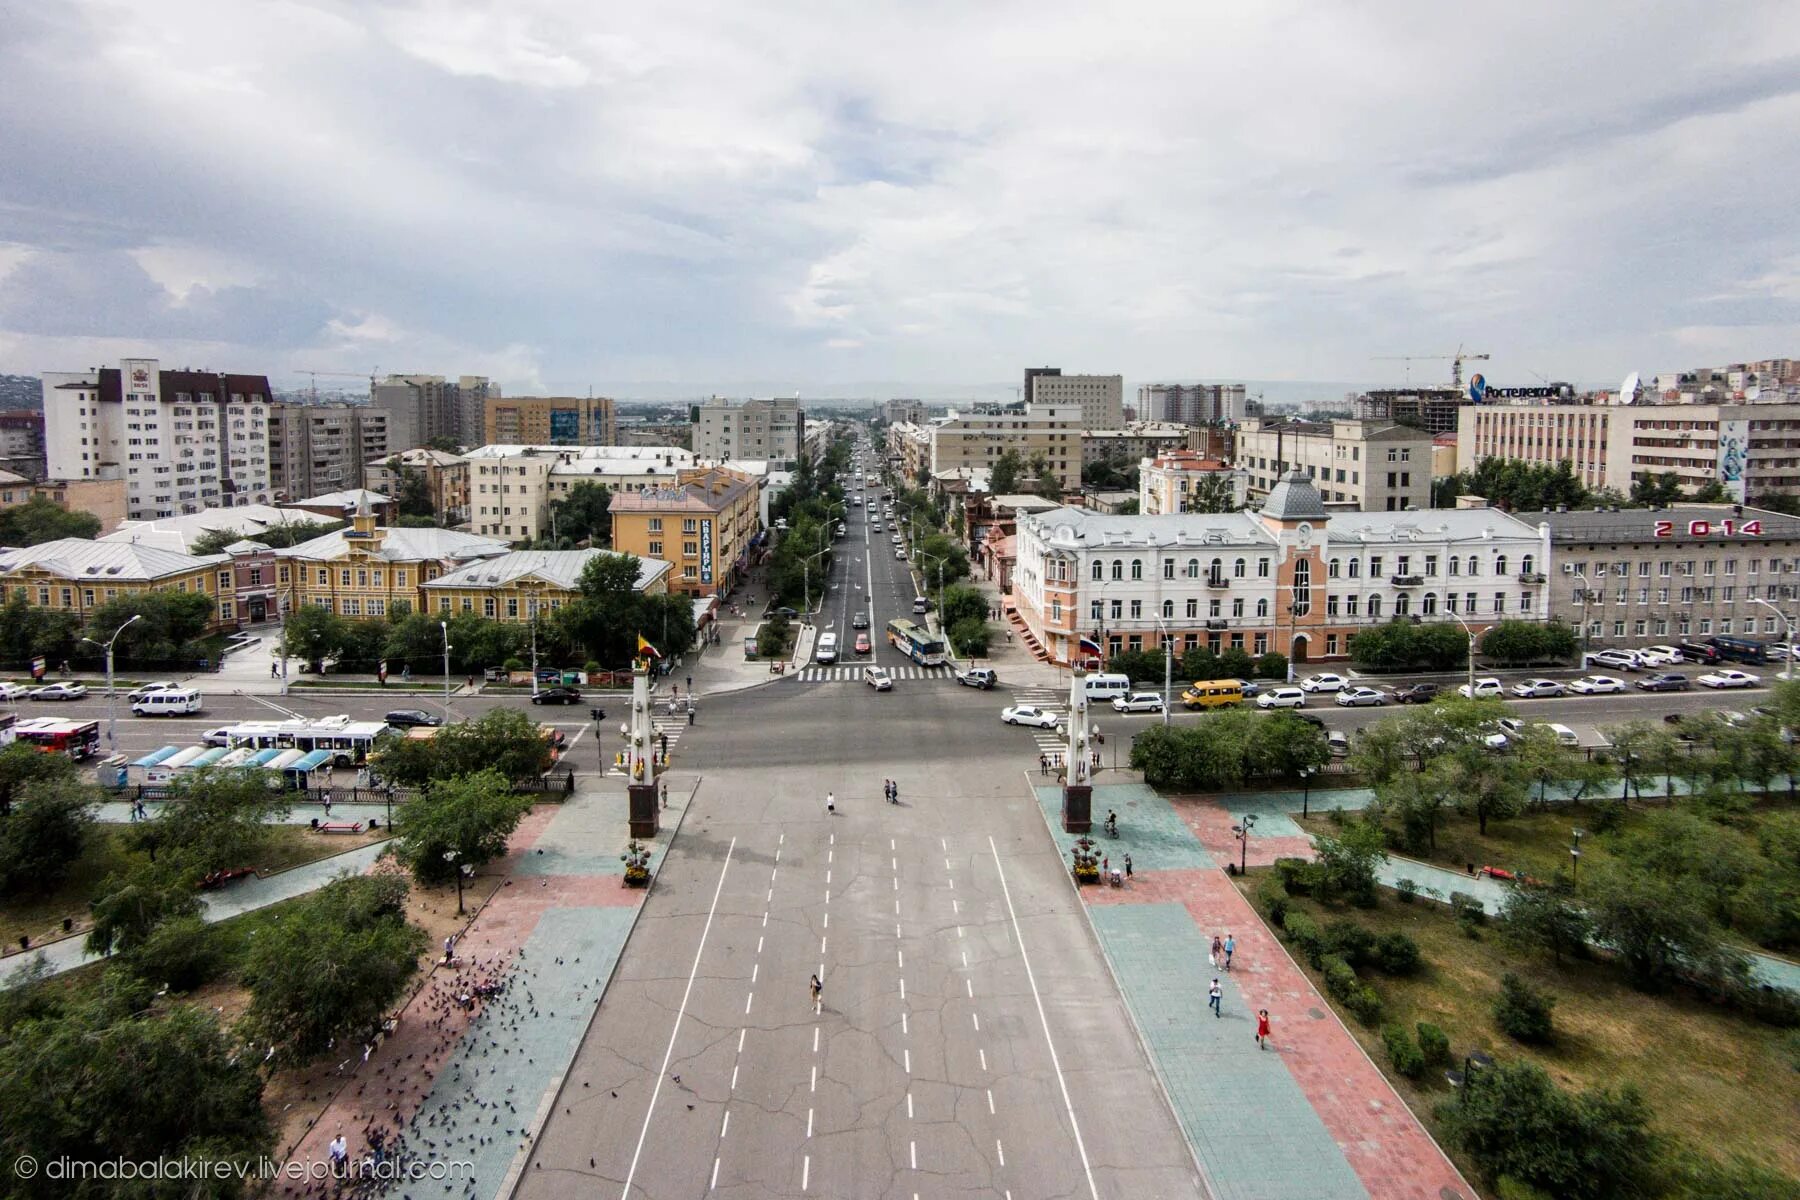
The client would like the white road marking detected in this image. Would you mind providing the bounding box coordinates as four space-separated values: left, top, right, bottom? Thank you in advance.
810 1064 816 1092
730 1064 738 1089
751 963 758 984
947 878 954 889
745 992 754 1014
762 912 768 928
739 1028 746 1053
895 923 901 938
901 1012 908 1035
893 877 898 891
771 867 778 882
957 924 963 938
893 838 898 850
989 835 1100 1200
801 1155 809 1191
972 1013 980 1031
711 1158 719 1189
940 837 947 851
830 833 834 845
826 870 831 884
907 1092 914 1119
904 1048 911 1073
825 888 831 903
807 1108 814 1138
721 1112 730 1138
979 1048 987 1071
987 1089 995 1114
821 936 827 955
965 979 973 998
813 1027 819 1053
828 850 833 863
619 837 737 1200
894 900 900 915
756 936 763 954
952 900 959 914
767 889 773 902
897 949 904 969
822 912 829 928
899 978 906 1000
780 833 785 844
945 858 951 870
961 950 968 967
910 1140 917 1170
996 1140 1006 1167
892 856 898 871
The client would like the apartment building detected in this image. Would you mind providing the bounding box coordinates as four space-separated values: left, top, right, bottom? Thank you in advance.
0 410 45 479
266 403 389 500
609 467 759 597
370 373 497 450
1025 368 1124 429
881 399 928 425
463 445 698 542
1082 422 1198 466
41 358 274 520
484 395 616 447
1236 418 1432 511
1139 451 1247 515
364 448 470 526
277 498 510 617
1540 504 1800 649
1137 383 1245 425
1012 470 1548 667
419 549 669 621
924 402 1083 490
0 473 129 531
691 398 804 464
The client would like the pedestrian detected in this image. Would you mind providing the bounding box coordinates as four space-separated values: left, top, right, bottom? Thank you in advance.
686 675 692 692
1256 1008 1271 1050
688 704 695 725
1210 934 1223 967
661 780 669 808
59 659 69 676
1102 856 1109 876
401 663 411 682
826 792 835 815
270 661 279 678
1224 933 1236 971
444 935 455 963
1123 853 1133 878
890 780 899 804
810 972 824 1011
328 1133 348 1172
1209 978 1222 1019
1039 753 1047 777
467 674 476 690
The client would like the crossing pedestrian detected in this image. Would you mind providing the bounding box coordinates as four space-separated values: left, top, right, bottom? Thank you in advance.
1209 978 1222 1018
1256 1008 1271 1049
270 662 279 678
810 973 823 1012
1224 933 1236 971
826 792 835 815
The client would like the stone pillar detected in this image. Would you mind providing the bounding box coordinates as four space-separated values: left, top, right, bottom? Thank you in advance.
1061 665 1093 833
626 662 659 838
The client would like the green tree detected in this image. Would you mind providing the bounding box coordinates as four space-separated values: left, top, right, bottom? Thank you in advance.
427 434 462 453
282 603 349 671
557 551 648 667
1629 471 1685 507
1584 858 1749 989
1479 620 1578 667
938 584 989 630
1605 721 1680 806
389 459 434 518
0 775 94 895
0 495 101 545
549 480 614 546
376 709 555 789
1312 815 1387 905
0 740 77 818
238 873 427 1064
989 449 1025 495
1185 470 1244 513
391 768 534 885
0 594 81 667
86 864 204 957
128 768 291 876
1250 711 1332 782
1499 880 1593 964
83 590 217 666
190 518 343 556
757 613 791 657
1690 479 1729 503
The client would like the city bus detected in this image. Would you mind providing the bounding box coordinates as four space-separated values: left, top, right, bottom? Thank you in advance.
220 715 388 767
0 712 14 749
885 618 947 667
13 718 101 760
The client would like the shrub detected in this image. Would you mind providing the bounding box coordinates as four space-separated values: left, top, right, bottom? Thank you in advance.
1459 915 1485 940
1450 891 1487 924
1254 874 1290 927
583 660 601 675
1416 1021 1450 1067
1347 984 1384 1027
1396 876 1419 904
1373 931 1423 976
127 916 223 992
1321 953 1359 1002
502 657 526 672
1273 856 1318 895
1383 1024 1425 1078
1494 973 1557 1044
1283 911 1325 968
1323 920 1377 967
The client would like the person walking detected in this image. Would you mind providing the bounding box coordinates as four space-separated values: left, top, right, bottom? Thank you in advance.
826 792 836 815
810 973 823 1013
890 780 899 804
1256 1008 1271 1050
661 780 669 809
1224 933 1236 971
270 661 279 679
1123 852 1133 878
1209 978 1223 1019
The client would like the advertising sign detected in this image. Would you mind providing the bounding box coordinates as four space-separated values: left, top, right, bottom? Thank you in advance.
700 520 714 585
1718 418 1748 504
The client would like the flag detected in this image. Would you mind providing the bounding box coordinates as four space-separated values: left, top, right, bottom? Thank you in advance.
1078 635 1103 656
637 633 663 660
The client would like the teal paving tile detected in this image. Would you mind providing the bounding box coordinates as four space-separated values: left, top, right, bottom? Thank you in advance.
1090 903 1367 1200
1033 782 1216 871
514 799 626 876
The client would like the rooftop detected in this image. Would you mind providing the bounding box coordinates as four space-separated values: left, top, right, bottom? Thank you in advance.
1540 504 1800 542
101 504 339 555
0 537 225 581
421 549 670 592
288 488 390 511
278 525 510 564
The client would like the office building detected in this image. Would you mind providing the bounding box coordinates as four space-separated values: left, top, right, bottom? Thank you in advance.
266 403 389 501
1025 368 1124 429
691 398 804 464
609 467 760 597
484 395 616 448
1012 470 1547 667
1139 451 1247 515
1137 383 1246 425
922 402 1084 491
1082 422 1198 467
41 358 274 519
1236 418 1433 511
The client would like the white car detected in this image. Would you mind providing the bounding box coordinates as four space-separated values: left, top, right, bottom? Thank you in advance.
1335 686 1387 707
864 666 893 691
1256 687 1307 709
127 681 180 703
1457 677 1504 699
1568 675 1626 695
1509 678 1567 699
28 682 88 700
1112 691 1165 713
0 681 29 702
1299 673 1347 693
895 548 907 559
1583 649 1642 672
1637 646 1681 667
200 726 233 747
1002 704 1061 729
1698 669 1760 689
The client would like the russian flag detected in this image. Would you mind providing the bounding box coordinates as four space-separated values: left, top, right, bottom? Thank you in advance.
1078 634 1103 656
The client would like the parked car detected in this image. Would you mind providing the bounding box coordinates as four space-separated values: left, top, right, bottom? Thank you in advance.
1391 682 1440 704
1698 669 1760 689
385 709 441 728
864 666 893 691
1568 675 1626 695
955 667 998 689
1635 672 1691 692
854 633 872 655
28 682 87 700
1327 730 1351 757
531 685 583 705
1334 686 1387 707
1112 691 1166 714
1456 677 1505 699
1509 678 1567 699
1237 679 1262 697
0 681 30 702
1676 641 1723 664
127 681 180 703
1001 704 1060 729
1256 687 1307 709
1583 649 1642 672
1637 645 1681 667
895 548 907 560
1485 718 1524 749
1299 673 1347 693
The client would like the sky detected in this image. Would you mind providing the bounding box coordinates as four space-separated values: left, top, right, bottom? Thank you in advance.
0 1 1797 399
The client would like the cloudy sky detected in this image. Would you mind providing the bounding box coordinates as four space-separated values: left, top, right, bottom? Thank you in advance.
1 1 1796 397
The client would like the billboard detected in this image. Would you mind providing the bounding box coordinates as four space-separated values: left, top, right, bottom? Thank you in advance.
700 519 714 586
1718 419 1748 504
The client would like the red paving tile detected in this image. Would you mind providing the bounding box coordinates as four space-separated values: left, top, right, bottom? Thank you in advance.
1177 802 1317 866
1081 865 1474 1200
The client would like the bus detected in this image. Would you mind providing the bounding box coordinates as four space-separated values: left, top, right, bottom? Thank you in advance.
0 712 13 749
14 718 100 760
885 618 947 667
219 715 388 767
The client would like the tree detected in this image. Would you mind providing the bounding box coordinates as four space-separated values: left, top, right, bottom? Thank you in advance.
1629 471 1685 508
1605 721 1680 806
82 590 217 666
1250 712 1332 782
1350 620 1471 672
282 603 349 671
128 768 291 877
0 594 80 668
376 710 555 789
238 873 427 1064
86 864 203 957
1690 479 1729 503
1499 880 1593 964
391 768 534 885
1185 470 1243 513
949 616 990 657
915 532 970 586
989 449 1025 494
938 584 988 630
1479 620 1577 667
0 775 94 895
1584 858 1749 989
557 552 672 668
757 613 791 657
0 495 101 545
1312 815 1386 904
550 481 614 546
0 741 77 818
190 518 343 556
427 435 462 453
389 459 434 518
0 978 273 1198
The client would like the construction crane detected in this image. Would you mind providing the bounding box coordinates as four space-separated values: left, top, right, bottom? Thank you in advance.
1372 346 1490 388
297 368 380 402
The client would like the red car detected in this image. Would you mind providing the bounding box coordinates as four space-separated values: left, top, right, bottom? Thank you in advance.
854 633 872 655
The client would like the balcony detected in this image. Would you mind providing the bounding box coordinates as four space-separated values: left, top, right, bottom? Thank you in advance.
1204 575 1230 588
1517 572 1546 584
1390 575 1423 587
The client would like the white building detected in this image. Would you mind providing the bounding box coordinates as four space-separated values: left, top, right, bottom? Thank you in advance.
692 398 804 465
1236 418 1433 511
461 444 699 542
42 358 274 520
1026 370 1124 429
1137 383 1246 425
924 402 1084 490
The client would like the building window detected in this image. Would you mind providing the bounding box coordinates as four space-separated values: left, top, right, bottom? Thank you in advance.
1422 592 1437 615
1394 593 1410 616
1328 558 1340 579
1111 559 1123 581
1293 558 1312 616
1255 598 1269 618
1368 595 1383 618
1257 558 1270 578
1129 600 1142 619
1186 598 1198 618
1093 560 1104 581
1131 559 1143 580
1090 600 1103 621
1162 599 1174 619
1254 633 1268 655
1185 558 1199 578
1495 556 1508 576
1346 595 1360 617
1162 559 1174 580
1110 599 1122 620
1326 634 1338 655
1348 558 1361 579
1234 558 1247 579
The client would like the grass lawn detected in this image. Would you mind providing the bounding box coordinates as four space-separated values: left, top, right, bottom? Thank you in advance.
0 823 386 949
1236 870 1800 1184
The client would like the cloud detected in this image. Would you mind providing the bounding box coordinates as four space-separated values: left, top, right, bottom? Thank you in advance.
0 0 1798 393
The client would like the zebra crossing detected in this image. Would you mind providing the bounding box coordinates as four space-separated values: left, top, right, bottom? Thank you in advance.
1006 684 1076 755
792 663 952 683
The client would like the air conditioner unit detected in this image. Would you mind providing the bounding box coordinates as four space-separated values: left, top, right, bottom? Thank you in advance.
1561 564 1575 574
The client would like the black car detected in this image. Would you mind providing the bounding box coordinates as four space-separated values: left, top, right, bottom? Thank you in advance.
1292 713 1327 729
768 606 799 620
851 612 870 629
1635 672 1690 692
531 686 583 705
385 709 441 728
1391 682 1441 704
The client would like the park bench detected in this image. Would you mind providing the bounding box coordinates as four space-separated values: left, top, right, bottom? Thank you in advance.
319 821 364 834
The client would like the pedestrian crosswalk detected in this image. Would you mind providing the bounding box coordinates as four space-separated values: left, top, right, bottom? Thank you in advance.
792 664 952 683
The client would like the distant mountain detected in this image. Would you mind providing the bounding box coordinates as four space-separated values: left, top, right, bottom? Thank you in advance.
0 374 42 410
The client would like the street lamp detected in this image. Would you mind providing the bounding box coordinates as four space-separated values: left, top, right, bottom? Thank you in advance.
1231 813 1258 875
439 621 452 711
1448 610 1477 699
1750 597 1795 683
1154 615 1174 727
443 848 467 914
802 546 830 618
1572 569 1592 663
1300 765 1315 819
1570 828 1584 885
80 613 140 754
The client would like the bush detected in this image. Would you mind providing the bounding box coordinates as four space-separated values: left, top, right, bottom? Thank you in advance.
1416 1021 1450 1067
1494 973 1557 1044
1273 856 1320 895
1383 1024 1425 1078
1373 931 1423 976
1346 984 1385 1027
1254 874 1290 927
1450 891 1487 924
128 916 223 992
1321 953 1359 1002
1283 911 1325 968
502 657 526 672
1396 876 1419 904
1323 920 1377 967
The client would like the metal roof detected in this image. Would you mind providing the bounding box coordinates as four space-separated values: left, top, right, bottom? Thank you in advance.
0 537 226 581
421 550 671 592
1540 504 1800 543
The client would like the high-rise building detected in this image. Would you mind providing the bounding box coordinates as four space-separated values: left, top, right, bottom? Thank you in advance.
42 358 273 519
1137 383 1246 425
485 395 616 447
691 398 804 463
924 401 1084 490
265 403 390 501
0 410 46 479
881 399 928 425
1235 418 1433 511
1025 368 1124 429
370 373 497 450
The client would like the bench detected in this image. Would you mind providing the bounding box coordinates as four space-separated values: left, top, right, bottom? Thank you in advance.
319 821 364 834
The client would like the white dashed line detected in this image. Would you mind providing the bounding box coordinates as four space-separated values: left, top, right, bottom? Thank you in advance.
904 1048 911 1073
801 1155 810 1191
745 992 754 1014
907 1092 914 1119
996 1140 1006 1167
813 1027 820 1053
738 1028 747 1053
821 936 828 955
807 1108 814 1138
987 1089 995 1115
711 1158 719 1189
756 936 763 954
966 979 973 999
810 1064 816 1092
898 949 904 970
751 964 758 984
901 1012 909 1035
730 1064 738 1089
979 1048 987 1071
899 979 906 1000
720 1112 730 1138
972 1012 980 1031
910 1140 917 1170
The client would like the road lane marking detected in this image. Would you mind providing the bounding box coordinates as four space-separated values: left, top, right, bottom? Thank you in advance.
822 912 828 928
907 1092 914 1119
807 1108 814 1138
762 911 768 928
897 949 904 969
996 1140 1006 1167
825 888 831 903
711 1158 719 1189
771 867 778 882
910 1140 917 1169
739 1028 746 1052
952 900 959 914
757 936 763 953
730 1064 738 1089
945 858 951 870
821 936 827 955
979 1048 987 1071
966 979 973 999
899 978 906 999
810 1064 816 1092
813 1027 819 1053
989 835 1100 1200
940 837 947 850
826 870 831 884
892 856 898 871
892 877 897 890
972 1013 980 1031
904 1048 911 1073
961 950 967 966
745 992 753 1014
620 836 736 1200
751 963 758 983
901 1012 908 1035
947 877 954 889
893 838 898 850
957 925 963 938
895 923 901 937
987 1089 995 1114
721 1112 730 1138
767 889 773 902
801 1155 809 1191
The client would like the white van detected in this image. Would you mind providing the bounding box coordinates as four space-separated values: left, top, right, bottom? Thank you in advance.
1081 673 1132 702
131 687 203 716
815 633 839 664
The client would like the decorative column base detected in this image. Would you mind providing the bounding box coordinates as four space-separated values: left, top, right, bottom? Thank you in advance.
1062 784 1092 834
628 783 660 838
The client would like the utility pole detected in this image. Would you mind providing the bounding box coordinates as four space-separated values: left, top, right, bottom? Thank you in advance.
81 613 140 754
440 621 452 711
